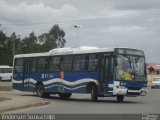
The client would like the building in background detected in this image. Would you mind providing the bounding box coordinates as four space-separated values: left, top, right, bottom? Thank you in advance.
146 64 160 87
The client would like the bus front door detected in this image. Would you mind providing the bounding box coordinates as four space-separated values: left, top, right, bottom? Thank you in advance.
23 62 31 91
99 56 110 93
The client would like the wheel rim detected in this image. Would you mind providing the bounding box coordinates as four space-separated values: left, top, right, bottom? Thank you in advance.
37 86 43 96
91 89 93 97
91 88 95 100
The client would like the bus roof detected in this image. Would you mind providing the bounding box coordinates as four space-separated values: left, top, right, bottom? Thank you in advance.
14 46 114 58
14 46 144 58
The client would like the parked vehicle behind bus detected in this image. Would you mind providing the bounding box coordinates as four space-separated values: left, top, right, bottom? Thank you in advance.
151 77 160 88
12 46 147 102
0 65 13 81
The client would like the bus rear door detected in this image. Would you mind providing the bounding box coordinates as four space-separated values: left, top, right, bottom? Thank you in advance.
23 61 32 91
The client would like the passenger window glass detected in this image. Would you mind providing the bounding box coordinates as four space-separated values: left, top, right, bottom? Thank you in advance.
15 59 23 72
32 58 37 72
49 57 61 71
87 55 98 71
73 55 85 71
37 57 48 72
61 56 72 71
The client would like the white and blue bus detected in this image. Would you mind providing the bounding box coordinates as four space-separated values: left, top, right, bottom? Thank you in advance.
12 46 147 102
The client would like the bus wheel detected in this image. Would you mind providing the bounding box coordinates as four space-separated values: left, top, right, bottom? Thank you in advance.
116 95 124 102
91 86 98 102
59 93 72 99
36 84 44 98
44 93 50 98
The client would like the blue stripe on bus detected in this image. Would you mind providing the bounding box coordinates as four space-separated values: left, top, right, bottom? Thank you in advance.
117 80 147 88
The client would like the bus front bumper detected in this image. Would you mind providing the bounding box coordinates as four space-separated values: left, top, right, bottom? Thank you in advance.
114 87 147 96
0 76 12 81
127 89 147 96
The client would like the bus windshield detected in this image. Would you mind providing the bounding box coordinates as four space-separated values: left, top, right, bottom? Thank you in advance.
116 55 146 81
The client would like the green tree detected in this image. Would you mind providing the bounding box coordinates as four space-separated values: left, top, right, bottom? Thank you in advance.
0 25 11 65
0 24 66 65
21 32 39 54
38 24 66 52
9 32 22 55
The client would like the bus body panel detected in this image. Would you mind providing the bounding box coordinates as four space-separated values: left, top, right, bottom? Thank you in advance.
13 71 99 93
13 72 147 96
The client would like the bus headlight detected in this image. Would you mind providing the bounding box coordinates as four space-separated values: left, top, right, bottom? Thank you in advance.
114 85 127 95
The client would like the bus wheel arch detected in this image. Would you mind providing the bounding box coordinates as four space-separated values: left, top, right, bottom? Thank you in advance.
86 82 97 93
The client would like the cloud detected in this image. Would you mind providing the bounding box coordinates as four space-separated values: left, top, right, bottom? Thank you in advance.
106 0 160 10
102 26 147 33
0 0 160 63
0 1 78 24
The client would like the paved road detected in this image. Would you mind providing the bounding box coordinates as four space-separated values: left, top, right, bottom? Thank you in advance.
9 88 160 114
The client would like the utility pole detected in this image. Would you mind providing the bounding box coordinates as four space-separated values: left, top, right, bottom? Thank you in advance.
13 39 15 56
74 25 80 47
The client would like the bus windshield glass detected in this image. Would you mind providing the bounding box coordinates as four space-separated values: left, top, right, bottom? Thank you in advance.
116 55 145 81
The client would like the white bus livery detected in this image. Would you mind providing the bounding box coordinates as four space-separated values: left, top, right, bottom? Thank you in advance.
0 65 12 81
12 46 147 102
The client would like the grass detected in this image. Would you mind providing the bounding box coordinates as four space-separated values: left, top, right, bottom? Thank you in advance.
0 97 11 102
0 86 12 102
0 86 12 91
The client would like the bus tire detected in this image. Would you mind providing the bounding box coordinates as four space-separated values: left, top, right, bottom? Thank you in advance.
116 95 124 102
36 84 45 98
59 93 72 99
44 93 50 98
91 85 98 102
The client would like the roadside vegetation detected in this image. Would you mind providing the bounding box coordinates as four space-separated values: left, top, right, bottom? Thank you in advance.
0 86 12 91
0 86 12 102
0 24 66 66
0 97 11 102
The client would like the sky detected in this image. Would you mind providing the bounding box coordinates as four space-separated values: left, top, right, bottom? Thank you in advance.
0 0 160 63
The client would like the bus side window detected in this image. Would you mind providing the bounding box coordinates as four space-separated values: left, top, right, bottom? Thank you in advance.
31 58 37 72
14 59 23 72
37 57 48 72
87 54 98 71
61 56 73 71
49 57 61 71
73 55 86 71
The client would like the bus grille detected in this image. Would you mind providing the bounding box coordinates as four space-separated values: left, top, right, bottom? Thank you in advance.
128 87 141 90
127 91 140 96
